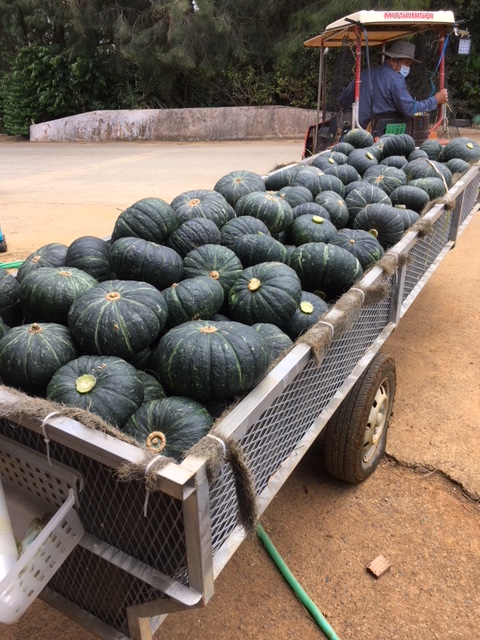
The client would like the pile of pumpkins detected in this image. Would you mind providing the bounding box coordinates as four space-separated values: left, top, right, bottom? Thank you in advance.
0 131 478 458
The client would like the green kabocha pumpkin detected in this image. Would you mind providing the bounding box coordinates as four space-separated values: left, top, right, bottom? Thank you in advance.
289 242 363 301
182 244 243 296
315 174 346 198
137 371 166 403
109 237 183 290
287 214 337 246
264 165 301 191
419 139 443 160
167 218 221 258
20 266 98 325
277 185 314 207
324 164 361 186
16 243 68 284
344 185 392 226
292 202 331 221
395 206 420 230
408 149 429 161
283 291 329 340
381 133 416 158
329 228 385 270
389 185 430 212
213 170 266 207
314 191 349 229
232 233 288 267
0 322 78 396
121 397 213 460
65 236 113 282
343 128 374 149
68 280 167 359
111 197 178 244
408 177 447 200
442 137 480 163
235 191 294 234
403 159 452 187
321 151 348 165
331 142 355 156
150 320 270 402
291 167 326 198
353 203 406 249
252 323 293 362
47 355 144 428
220 216 271 250
346 148 378 176
163 276 224 328
363 165 407 195
380 155 408 169
0 270 22 326
170 189 236 228
445 158 470 175
0 317 8 342
228 262 302 326
311 154 337 171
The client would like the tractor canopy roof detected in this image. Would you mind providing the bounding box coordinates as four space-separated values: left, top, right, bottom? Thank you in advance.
304 10 457 48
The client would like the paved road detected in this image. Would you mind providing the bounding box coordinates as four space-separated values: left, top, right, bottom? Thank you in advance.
0 140 303 257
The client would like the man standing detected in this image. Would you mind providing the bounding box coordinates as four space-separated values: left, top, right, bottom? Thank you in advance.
338 40 448 135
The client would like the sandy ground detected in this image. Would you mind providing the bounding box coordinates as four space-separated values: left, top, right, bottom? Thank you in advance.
0 135 479 640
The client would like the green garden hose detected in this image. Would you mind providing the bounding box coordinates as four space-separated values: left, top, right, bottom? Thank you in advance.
256 523 341 640
0 261 23 270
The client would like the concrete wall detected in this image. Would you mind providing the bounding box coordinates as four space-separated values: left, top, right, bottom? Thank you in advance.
29 106 316 142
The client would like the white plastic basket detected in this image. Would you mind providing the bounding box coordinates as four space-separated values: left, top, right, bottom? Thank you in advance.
0 435 85 624
0 488 84 624
0 489 84 624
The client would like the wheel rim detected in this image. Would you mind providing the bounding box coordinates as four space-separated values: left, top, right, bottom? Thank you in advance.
362 376 392 467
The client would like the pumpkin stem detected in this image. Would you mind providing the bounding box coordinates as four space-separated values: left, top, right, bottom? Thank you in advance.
368 229 379 239
248 277 261 291
201 325 218 334
349 239 356 245
312 215 325 224
58 270 72 276
76 374 96 394
300 301 314 314
29 323 43 334
188 198 201 207
209 270 220 280
146 431 167 453
105 291 121 302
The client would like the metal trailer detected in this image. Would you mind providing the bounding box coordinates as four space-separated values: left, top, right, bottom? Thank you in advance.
0 163 479 639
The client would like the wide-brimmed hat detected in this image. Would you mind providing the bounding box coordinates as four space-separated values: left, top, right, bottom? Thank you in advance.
384 40 420 63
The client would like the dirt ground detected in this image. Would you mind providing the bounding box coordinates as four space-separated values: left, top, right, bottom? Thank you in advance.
0 132 479 640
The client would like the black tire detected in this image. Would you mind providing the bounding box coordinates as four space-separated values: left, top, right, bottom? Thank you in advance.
0 238 6 253
324 352 396 484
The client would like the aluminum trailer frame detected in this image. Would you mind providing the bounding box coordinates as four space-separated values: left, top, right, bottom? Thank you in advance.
0 163 478 639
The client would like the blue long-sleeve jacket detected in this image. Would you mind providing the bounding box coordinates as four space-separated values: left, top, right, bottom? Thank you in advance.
338 63 439 128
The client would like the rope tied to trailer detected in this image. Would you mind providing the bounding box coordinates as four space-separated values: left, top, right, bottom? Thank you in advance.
189 430 259 533
298 250 410 364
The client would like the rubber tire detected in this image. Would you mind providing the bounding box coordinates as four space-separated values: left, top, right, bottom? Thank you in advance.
0 238 6 252
324 352 396 484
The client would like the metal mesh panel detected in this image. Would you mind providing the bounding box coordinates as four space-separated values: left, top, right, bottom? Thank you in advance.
0 422 187 579
0 421 189 634
209 289 392 555
50 545 167 636
458 173 480 226
401 207 452 301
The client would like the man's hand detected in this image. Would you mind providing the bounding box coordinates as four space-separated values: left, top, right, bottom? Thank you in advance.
435 88 448 105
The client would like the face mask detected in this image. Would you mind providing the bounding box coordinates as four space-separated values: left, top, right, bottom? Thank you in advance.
399 65 410 78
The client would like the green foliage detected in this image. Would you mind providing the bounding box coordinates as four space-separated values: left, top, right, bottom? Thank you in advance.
1 0 480 129
1 45 117 135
